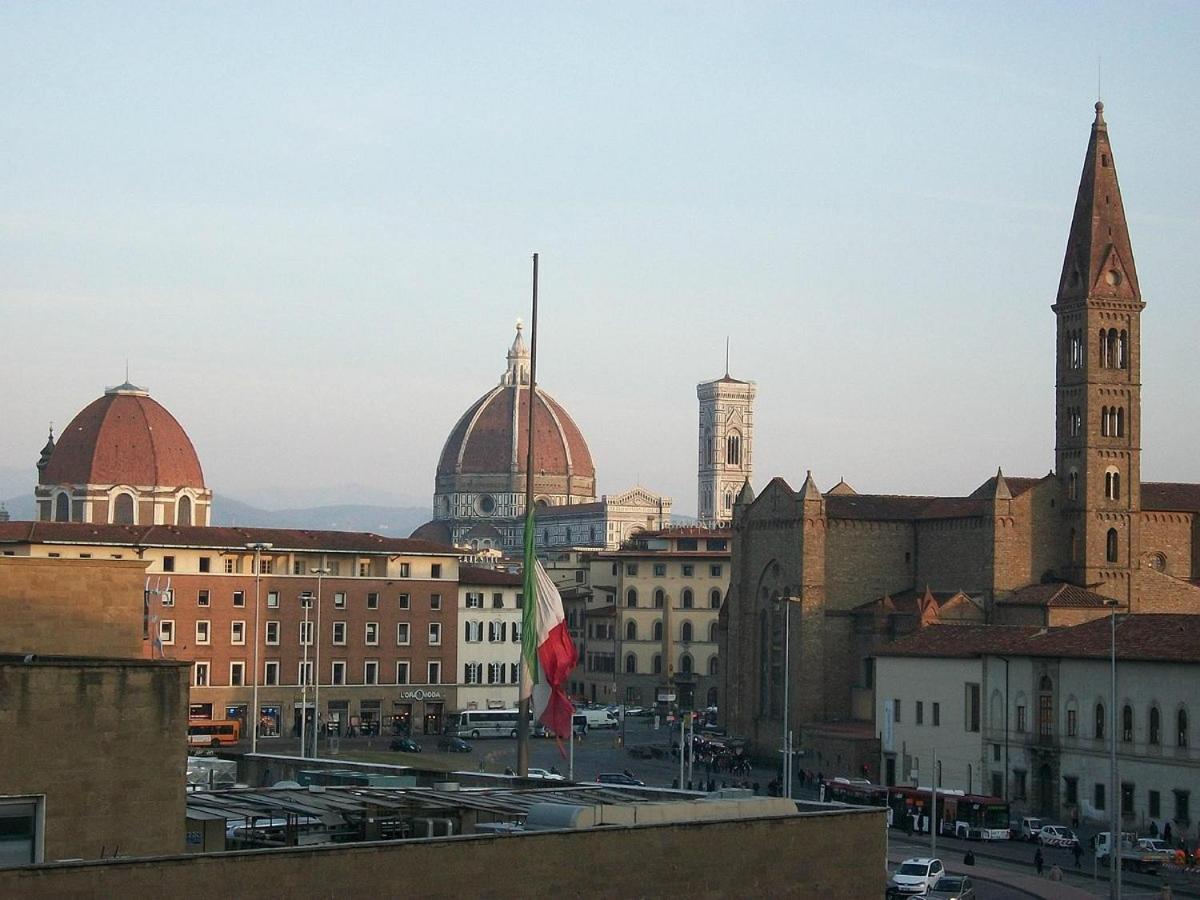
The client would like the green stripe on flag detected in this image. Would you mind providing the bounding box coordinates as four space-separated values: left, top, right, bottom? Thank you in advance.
521 502 538 685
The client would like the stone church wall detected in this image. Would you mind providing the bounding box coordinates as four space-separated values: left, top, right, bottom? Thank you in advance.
1138 511 1195 580
915 518 992 593
824 519 913 609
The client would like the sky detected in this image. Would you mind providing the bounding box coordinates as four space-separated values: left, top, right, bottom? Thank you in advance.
2 3 1199 515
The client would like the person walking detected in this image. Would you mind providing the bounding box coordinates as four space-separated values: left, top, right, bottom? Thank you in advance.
1034 846 1044 877
1072 842 1082 869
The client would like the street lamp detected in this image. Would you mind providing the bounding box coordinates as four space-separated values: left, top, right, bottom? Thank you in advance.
1105 597 1121 900
311 566 332 756
246 542 273 755
778 595 795 798
300 590 312 759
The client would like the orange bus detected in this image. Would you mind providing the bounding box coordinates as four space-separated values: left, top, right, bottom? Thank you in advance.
187 719 241 748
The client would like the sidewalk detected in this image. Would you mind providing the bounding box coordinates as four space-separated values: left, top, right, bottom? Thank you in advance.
887 846 1102 899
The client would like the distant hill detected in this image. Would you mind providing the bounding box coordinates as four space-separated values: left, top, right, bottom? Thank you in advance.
0 491 431 537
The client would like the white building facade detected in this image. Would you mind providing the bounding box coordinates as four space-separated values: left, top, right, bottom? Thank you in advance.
456 566 524 712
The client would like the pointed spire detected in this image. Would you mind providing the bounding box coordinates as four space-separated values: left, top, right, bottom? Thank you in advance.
502 320 531 386
37 424 55 471
1056 101 1141 304
799 470 821 500
992 466 1013 501
736 478 755 506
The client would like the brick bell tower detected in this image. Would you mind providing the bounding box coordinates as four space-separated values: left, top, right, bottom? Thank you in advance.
1053 102 1144 600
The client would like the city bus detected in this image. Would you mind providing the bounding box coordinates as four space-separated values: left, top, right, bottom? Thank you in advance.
445 709 524 739
822 779 1010 840
187 719 241 748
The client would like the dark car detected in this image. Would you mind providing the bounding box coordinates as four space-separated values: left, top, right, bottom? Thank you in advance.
925 874 975 900
596 772 645 786
437 736 473 753
389 737 422 753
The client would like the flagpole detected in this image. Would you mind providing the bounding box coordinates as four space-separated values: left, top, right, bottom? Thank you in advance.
517 252 539 777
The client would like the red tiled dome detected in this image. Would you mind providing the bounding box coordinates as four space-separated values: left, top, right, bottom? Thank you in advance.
437 383 595 480
40 384 206 488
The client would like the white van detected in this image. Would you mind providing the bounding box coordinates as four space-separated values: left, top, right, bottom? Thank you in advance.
581 708 617 729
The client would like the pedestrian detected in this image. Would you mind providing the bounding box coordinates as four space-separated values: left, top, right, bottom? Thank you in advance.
1072 842 1082 869
1164 821 1173 844
963 850 975 867
708 779 716 793
1034 847 1044 876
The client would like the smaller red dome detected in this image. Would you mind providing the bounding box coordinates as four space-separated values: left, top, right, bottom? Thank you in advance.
41 383 206 489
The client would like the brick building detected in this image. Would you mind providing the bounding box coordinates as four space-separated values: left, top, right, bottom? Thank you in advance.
721 104 1200 778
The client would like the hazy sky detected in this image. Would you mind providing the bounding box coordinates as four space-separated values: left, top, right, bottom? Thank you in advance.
3 3 1199 515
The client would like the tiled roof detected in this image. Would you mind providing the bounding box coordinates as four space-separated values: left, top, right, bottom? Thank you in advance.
459 565 522 586
997 583 1113 608
825 494 989 521
852 588 972 614
968 474 1049 499
876 615 1199 664
1141 482 1200 512
0 521 455 556
42 389 206 488
408 520 453 545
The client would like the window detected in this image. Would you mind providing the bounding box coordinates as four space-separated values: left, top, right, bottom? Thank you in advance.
1067 707 1078 737
1096 703 1106 739
399 562 410 577
1175 789 1191 823
653 621 663 642
966 683 981 732
932 702 941 726
625 620 637 641
163 555 175 573
626 589 638 608
198 590 210 608
293 560 304 575
430 594 442 610
1122 704 1133 742
1016 704 1027 733
1064 776 1078 806
333 592 347 609
681 621 693 642
395 661 410 685
161 589 175 607
515 593 523 609
466 592 483 609
1094 782 1106 811
488 662 506 684
267 591 279 609
1105 469 1121 501
626 564 638 576
1149 790 1161 819
232 591 245 608
709 621 718 642
427 660 441 684
431 563 442 579
492 592 504 608
231 621 245 645
300 621 313 645
654 589 665 609
710 564 723 577
367 592 379 609
653 563 666 577
463 662 481 685
196 621 211 645
916 701 924 725
682 589 694 609
1014 770 1027 801
893 700 901 723
682 564 694 577
331 661 346 685
1107 528 1119 563
364 661 378 685
652 654 662 675
512 622 521 642
264 661 279 685
193 661 209 687
365 622 379 645
428 623 442 646
1121 782 1135 817
224 558 235 574
488 621 507 642
396 623 410 645
298 661 313 685
199 557 211 573
230 661 245 687
333 621 346 645
159 620 175 646
625 653 637 674
464 621 483 643
398 593 411 610
266 621 280 645
710 589 722 609
359 562 369 577
993 744 1001 762
510 662 519 684
1180 709 1189 748
1150 706 1161 745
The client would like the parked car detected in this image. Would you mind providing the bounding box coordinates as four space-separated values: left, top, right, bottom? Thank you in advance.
595 772 645 786
1037 824 1079 848
527 767 565 781
436 736 473 753
925 874 975 900
1135 838 1175 861
1018 817 1043 841
389 737 422 753
888 858 945 895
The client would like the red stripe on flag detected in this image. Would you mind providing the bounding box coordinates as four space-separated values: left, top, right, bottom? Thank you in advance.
536 618 578 741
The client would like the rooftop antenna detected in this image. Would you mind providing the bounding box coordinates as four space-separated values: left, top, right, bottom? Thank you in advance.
724 336 730 378
125 359 130 383
1097 55 1102 104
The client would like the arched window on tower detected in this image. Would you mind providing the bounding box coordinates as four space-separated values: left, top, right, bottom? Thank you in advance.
1105 468 1121 501
1099 328 1108 367
177 495 192 526
1101 406 1109 437
113 493 135 525
724 491 733 511
1118 330 1128 369
1116 407 1124 437
726 433 741 466
1068 471 1079 501
1107 528 1119 563
1149 706 1161 745
54 491 71 522
1122 705 1133 742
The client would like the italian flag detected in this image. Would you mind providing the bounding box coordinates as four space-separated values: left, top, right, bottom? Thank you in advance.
520 507 578 740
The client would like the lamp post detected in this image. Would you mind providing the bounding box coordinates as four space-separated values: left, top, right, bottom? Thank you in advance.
311 566 332 756
778 596 794 798
300 591 312 758
246 542 273 755
1106 598 1121 900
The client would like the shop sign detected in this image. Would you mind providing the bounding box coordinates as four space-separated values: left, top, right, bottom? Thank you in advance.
398 688 442 701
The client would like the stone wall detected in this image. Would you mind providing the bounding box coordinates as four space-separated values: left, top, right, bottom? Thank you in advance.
0 807 885 899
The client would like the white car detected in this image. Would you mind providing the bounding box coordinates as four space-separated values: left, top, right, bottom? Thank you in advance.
526 767 566 781
1136 838 1175 861
1038 824 1079 848
889 857 944 894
